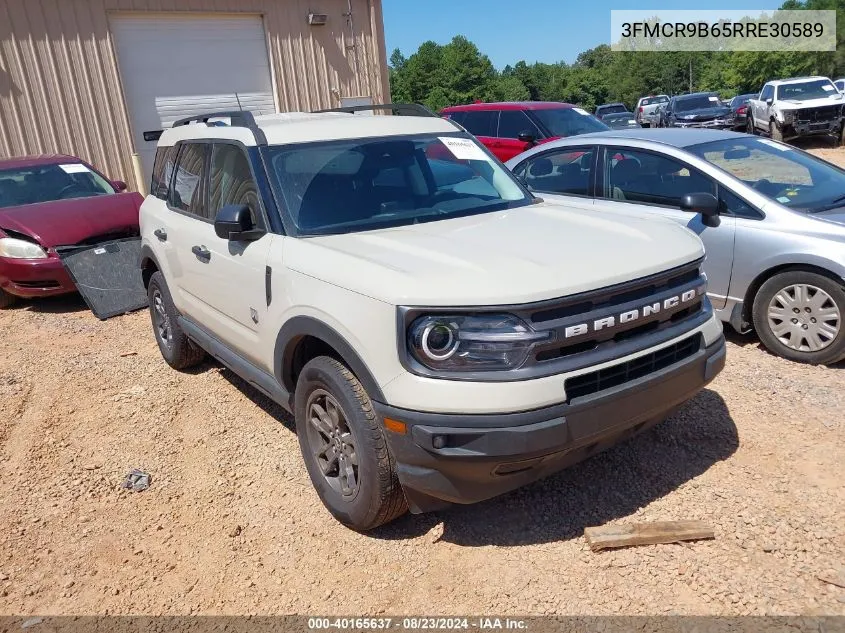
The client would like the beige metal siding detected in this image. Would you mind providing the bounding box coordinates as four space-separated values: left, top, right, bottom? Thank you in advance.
0 0 388 190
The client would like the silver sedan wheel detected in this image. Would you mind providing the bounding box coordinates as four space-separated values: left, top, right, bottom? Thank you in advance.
767 283 841 352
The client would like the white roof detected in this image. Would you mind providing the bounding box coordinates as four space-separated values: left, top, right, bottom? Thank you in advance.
767 76 832 86
158 111 459 147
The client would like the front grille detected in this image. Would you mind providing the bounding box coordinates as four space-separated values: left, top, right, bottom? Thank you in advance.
564 334 702 403
13 280 61 289
796 105 841 122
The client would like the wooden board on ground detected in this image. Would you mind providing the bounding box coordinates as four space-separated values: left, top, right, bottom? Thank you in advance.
584 520 715 552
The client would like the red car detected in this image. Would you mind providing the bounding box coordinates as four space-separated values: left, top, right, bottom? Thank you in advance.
440 101 610 162
0 155 143 308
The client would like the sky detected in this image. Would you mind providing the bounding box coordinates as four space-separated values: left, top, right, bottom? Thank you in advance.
382 0 784 69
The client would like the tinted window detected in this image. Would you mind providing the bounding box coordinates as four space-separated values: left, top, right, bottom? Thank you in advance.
461 111 498 137
602 147 715 207
532 108 609 137
776 79 839 101
0 163 114 209
150 146 177 200
641 96 669 106
266 134 529 235
445 111 467 125
674 94 722 112
497 110 540 139
519 147 594 196
169 144 209 218
760 85 774 101
209 144 260 221
597 104 628 116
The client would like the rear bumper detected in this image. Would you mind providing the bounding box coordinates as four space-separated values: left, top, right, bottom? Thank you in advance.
0 254 75 298
376 336 726 513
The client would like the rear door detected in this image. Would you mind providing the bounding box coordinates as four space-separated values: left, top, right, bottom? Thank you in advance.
457 110 501 158
591 146 736 308
495 110 543 161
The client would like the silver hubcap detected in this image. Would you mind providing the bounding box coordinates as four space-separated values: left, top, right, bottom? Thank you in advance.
152 289 172 349
305 389 359 498
767 284 841 352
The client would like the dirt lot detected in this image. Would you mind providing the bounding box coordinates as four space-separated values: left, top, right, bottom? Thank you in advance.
1 147 844 617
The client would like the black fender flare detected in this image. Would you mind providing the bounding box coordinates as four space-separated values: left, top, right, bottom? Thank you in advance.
139 245 161 288
275 316 386 402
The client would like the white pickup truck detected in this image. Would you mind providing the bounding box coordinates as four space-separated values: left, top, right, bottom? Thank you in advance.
747 76 845 144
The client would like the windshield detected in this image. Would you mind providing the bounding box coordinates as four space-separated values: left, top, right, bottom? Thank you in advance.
598 104 628 116
776 79 839 101
687 137 845 212
0 163 114 209
265 133 532 236
642 96 669 106
532 108 609 137
675 95 723 112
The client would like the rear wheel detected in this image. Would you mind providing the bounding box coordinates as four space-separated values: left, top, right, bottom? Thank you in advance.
0 289 17 309
838 125 845 147
746 117 756 135
752 270 845 365
147 272 205 370
295 356 407 531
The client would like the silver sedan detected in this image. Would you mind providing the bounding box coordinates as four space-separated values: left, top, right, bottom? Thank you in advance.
506 128 845 365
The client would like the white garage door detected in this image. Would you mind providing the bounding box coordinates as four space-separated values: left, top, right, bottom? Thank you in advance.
112 14 277 181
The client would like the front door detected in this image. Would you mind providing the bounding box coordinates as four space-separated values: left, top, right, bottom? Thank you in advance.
590 146 736 309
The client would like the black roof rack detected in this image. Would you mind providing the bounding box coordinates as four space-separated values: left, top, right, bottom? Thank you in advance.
313 103 438 118
171 111 268 145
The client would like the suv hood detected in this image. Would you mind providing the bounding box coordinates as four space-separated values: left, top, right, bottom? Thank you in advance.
286 201 704 306
0 193 142 248
776 95 843 110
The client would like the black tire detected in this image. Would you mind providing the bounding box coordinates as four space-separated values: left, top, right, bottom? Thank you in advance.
0 289 17 309
838 125 845 148
746 117 756 135
752 270 845 365
295 356 407 531
770 119 783 142
147 271 206 370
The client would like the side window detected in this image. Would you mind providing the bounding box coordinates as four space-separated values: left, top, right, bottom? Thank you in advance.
602 148 715 208
208 144 261 222
498 110 540 139
150 146 177 200
719 186 762 219
461 111 498 137
761 85 773 101
168 144 209 218
445 111 467 126
519 147 594 196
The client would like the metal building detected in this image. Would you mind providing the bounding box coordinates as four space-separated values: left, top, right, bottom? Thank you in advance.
0 0 390 190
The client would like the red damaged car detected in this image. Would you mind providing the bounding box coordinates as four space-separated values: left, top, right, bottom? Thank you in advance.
0 155 142 308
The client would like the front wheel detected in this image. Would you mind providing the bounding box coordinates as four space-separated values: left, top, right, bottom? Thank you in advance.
295 356 407 531
769 120 784 142
752 271 845 365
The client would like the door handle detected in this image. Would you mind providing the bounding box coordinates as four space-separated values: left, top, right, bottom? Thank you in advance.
191 245 211 261
153 228 167 241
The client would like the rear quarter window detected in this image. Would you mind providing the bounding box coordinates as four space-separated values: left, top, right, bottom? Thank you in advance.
151 146 177 200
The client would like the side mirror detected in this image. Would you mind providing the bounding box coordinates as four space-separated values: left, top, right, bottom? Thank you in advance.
765 98 773 105
681 192 721 227
214 204 265 241
112 180 128 192
517 131 537 145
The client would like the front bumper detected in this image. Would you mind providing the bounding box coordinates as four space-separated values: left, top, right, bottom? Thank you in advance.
673 120 734 129
376 335 726 513
0 253 75 298
785 118 843 137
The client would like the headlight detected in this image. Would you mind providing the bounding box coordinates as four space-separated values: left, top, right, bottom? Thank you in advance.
407 314 551 372
782 111 794 124
0 237 48 259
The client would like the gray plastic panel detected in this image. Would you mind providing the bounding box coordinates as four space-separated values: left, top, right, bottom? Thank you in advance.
56 238 148 320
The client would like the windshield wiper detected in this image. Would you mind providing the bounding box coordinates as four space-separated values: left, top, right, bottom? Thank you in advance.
808 194 845 213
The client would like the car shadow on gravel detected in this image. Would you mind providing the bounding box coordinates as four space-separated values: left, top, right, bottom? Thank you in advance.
217 368 297 434
7 293 90 314
372 388 739 546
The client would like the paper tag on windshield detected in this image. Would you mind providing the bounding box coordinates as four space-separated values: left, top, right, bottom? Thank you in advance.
758 138 791 151
709 96 720 102
438 137 489 161
822 84 834 91
777 196 791 203
59 163 90 174
572 107 590 116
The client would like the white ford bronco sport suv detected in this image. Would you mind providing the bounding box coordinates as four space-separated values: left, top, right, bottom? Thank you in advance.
139 105 726 531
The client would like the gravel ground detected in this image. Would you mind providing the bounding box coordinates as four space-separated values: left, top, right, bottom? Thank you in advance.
1 147 844 617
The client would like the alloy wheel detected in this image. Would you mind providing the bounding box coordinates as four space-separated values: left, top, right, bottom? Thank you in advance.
152 289 172 350
305 389 360 498
767 283 841 352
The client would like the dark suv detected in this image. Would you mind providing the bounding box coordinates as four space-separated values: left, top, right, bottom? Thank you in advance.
441 102 609 162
